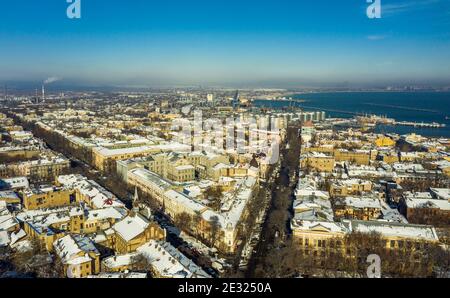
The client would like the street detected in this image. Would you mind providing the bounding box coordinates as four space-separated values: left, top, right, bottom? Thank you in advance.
246 122 301 277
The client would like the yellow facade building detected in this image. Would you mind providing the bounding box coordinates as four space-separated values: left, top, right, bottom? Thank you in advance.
21 187 76 210
301 152 335 173
329 180 373 197
20 204 126 251
112 213 166 254
334 149 372 165
53 234 101 278
333 197 382 221
382 153 400 164
291 219 439 260
375 136 396 147
92 145 159 173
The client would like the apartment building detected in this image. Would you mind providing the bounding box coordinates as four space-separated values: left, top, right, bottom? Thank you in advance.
334 149 373 165
300 152 335 173
20 186 76 210
333 197 383 221
329 179 373 197
3 156 70 182
291 218 439 255
53 234 101 278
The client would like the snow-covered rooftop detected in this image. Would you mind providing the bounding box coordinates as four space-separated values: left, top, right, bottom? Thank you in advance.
137 240 210 278
347 220 439 241
113 214 150 242
53 234 99 265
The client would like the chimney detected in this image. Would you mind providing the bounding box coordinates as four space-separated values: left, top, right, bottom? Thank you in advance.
42 84 45 101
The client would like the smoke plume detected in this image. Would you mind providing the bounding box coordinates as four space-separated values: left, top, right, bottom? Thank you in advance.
44 77 61 84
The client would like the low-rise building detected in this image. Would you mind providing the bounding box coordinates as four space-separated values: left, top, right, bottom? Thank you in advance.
334 149 372 165
334 196 382 221
112 213 166 254
300 152 335 173
137 240 210 278
57 174 125 210
329 179 373 197
399 191 450 226
7 156 71 182
0 202 20 232
0 190 21 204
375 136 396 147
0 177 30 190
92 145 159 173
291 218 439 253
53 234 101 278
17 204 128 251
101 252 140 272
20 186 76 210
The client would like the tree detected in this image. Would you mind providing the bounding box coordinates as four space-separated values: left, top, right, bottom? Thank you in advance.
276 232 447 278
10 237 63 278
34 255 64 278
193 210 203 237
130 254 150 273
11 237 42 273
174 212 193 233
209 216 221 247
429 244 450 278
205 186 223 211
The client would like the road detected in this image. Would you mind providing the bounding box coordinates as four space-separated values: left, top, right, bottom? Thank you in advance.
246 122 301 277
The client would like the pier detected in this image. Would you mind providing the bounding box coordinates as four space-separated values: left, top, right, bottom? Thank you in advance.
300 105 364 116
393 121 446 128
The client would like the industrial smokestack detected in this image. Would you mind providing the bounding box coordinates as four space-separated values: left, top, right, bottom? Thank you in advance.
42 84 45 101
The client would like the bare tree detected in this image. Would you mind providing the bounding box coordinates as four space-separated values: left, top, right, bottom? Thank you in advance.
174 212 193 233
193 210 203 238
130 254 150 272
209 216 221 247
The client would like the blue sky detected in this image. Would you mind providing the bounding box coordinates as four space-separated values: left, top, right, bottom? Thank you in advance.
0 0 449 88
